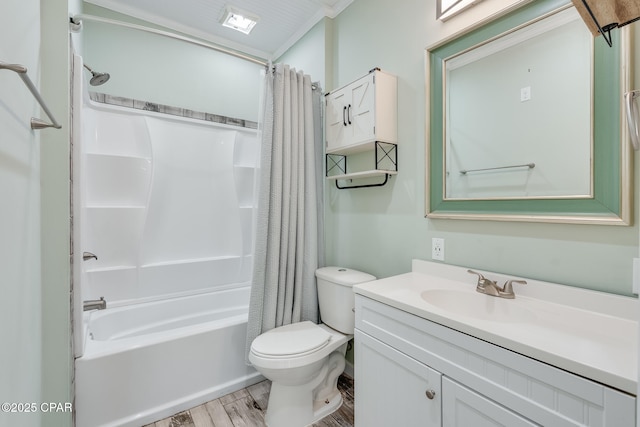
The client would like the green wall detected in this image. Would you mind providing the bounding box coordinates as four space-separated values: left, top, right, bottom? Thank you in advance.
41 0 76 425
0 1 44 425
277 18 333 92
0 0 75 425
284 0 640 296
82 4 264 122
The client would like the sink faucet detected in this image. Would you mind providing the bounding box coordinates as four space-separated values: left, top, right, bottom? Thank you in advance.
467 270 526 299
84 297 107 311
500 279 527 299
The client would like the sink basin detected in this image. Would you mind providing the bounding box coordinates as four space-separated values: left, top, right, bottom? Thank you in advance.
421 289 537 323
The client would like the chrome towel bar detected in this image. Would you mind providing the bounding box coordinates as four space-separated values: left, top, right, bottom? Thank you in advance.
460 162 535 175
0 61 62 130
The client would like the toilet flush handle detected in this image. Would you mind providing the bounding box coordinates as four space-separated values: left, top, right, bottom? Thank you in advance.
83 252 98 261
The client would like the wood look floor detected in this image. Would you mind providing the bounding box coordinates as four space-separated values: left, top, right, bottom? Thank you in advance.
143 374 354 427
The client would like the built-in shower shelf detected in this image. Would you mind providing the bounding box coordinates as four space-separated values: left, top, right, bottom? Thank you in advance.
141 255 243 268
86 265 137 273
86 205 146 209
86 152 152 161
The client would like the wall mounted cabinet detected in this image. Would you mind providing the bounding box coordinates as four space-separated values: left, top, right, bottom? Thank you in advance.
325 68 397 188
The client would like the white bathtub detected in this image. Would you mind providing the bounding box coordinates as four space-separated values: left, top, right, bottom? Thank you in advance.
75 286 263 427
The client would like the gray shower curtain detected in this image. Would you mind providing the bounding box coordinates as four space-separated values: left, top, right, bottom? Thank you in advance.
246 63 324 358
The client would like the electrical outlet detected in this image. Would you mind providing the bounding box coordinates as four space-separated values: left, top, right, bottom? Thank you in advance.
432 238 445 261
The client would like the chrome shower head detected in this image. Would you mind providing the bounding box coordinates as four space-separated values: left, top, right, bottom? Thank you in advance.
83 63 110 86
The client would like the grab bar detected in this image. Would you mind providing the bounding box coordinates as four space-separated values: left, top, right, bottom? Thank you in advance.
0 61 62 130
460 163 535 175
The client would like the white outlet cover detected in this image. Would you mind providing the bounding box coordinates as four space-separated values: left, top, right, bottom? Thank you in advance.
432 238 445 261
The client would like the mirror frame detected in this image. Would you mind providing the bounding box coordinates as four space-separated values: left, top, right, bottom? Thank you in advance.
425 0 633 225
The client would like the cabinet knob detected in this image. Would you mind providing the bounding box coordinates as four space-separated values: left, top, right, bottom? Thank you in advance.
425 389 436 400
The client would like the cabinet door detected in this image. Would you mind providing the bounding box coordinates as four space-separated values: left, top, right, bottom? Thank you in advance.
325 87 348 152
348 73 376 146
442 378 538 427
355 330 441 427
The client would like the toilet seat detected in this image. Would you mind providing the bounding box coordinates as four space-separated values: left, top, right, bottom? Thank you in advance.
251 321 331 358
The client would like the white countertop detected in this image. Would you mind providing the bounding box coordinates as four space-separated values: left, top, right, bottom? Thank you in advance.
353 260 638 395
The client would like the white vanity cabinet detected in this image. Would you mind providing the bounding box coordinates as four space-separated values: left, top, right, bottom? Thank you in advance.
324 68 397 154
442 378 537 426
355 330 441 427
354 295 636 427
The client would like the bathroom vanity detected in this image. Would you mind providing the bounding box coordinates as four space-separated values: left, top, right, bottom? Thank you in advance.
353 260 637 426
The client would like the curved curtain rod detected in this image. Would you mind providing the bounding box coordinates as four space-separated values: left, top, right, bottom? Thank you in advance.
0 61 62 130
70 14 268 67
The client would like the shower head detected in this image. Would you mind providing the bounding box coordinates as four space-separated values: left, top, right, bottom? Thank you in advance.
83 63 110 86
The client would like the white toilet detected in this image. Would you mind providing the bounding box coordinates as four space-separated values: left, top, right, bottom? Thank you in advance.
249 266 375 427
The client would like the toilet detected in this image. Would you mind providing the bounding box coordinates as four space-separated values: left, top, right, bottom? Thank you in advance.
249 266 375 427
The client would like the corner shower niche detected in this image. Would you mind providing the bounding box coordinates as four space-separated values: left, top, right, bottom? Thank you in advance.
81 101 258 306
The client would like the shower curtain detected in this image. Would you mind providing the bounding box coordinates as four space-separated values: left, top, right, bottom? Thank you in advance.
246 63 324 356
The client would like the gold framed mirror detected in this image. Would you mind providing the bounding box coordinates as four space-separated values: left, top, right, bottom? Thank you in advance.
426 0 633 224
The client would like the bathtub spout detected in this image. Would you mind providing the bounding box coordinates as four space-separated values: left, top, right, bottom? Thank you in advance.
84 297 107 311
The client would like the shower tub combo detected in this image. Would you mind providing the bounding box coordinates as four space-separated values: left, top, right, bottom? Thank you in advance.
76 288 257 427
73 69 262 427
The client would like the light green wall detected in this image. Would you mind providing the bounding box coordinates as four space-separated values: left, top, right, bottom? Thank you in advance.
82 4 264 122
277 18 333 91
41 0 75 425
283 0 640 295
0 1 43 425
0 0 74 425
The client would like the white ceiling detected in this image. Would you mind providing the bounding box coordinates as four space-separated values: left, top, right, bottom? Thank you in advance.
84 0 353 61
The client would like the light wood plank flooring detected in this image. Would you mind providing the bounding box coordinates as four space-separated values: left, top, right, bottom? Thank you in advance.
144 374 354 427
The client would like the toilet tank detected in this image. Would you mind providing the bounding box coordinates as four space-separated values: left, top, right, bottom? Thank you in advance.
315 267 376 334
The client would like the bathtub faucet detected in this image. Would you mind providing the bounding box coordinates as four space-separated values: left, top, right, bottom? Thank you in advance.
84 297 107 311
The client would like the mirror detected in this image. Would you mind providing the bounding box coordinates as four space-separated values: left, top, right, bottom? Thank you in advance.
445 9 592 200
426 0 632 224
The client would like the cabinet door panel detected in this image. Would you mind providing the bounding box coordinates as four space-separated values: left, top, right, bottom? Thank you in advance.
443 378 539 427
355 330 441 427
349 74 375 145
325 88 347 151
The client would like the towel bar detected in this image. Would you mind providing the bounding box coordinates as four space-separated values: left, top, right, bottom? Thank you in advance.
0 61 62 130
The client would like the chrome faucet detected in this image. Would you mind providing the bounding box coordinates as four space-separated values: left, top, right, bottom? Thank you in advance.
84 297 107 311
467 270 526 299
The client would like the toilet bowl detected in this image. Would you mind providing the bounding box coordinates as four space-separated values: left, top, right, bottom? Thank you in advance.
249 267 375 427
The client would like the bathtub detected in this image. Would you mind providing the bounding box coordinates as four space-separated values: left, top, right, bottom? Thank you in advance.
75 286 263 427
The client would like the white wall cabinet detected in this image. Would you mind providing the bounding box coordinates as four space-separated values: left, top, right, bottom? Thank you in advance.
325 68 397 154
354 295 636 427
324 69 397 188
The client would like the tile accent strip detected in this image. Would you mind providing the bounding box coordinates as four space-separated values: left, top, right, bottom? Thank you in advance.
89 92 258 129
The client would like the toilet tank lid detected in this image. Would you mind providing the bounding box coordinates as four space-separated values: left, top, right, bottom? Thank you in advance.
315 267 376 286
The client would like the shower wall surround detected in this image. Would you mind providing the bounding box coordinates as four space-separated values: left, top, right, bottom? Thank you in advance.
81 94 259 306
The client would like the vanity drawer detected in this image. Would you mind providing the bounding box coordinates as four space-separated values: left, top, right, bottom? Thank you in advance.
355 295 635 427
